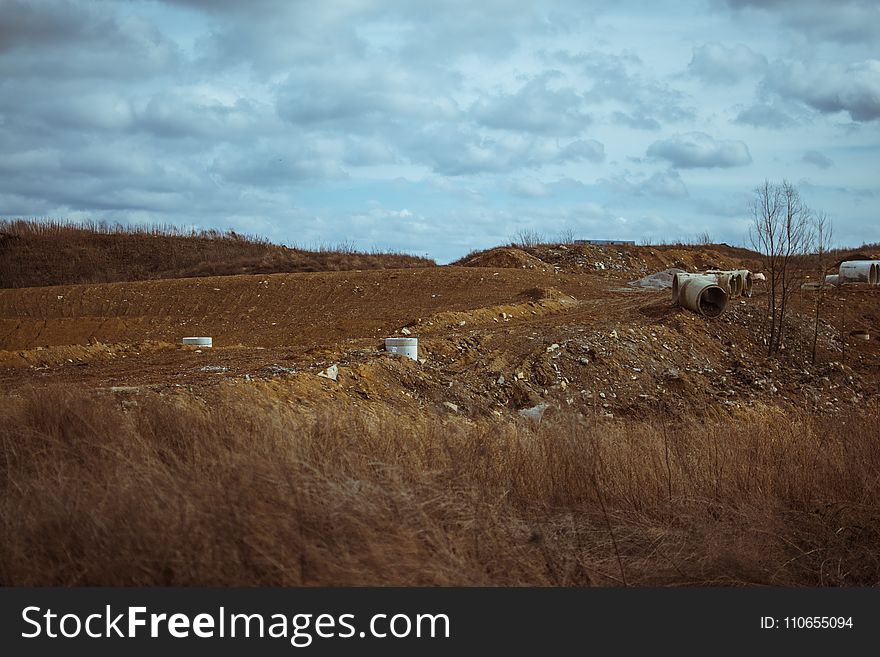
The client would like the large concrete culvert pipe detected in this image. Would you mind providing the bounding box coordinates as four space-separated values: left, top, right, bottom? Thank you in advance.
671 272 685 303
736 269 753 297
731 272 743 298
676 275 728 318
706 270 740 298
672 272 704 303
839 261 880 285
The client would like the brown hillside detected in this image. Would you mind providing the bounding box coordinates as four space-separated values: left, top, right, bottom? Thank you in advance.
0 220 434 289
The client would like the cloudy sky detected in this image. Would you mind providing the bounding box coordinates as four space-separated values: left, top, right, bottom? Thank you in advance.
1 0 878 262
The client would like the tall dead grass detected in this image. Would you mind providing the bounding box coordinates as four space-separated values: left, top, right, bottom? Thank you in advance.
1 385 878 586
0 219 434 288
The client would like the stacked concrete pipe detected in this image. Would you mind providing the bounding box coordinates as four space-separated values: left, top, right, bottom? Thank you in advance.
839 261 880 286
706 270 745 298
672 273 728 318
736 269 753 297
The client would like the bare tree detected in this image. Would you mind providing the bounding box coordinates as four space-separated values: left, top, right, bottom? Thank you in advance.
749 181 782 355
695 230 712 246
557 226 576 244
511 228 545 249
749 180 815 356
811 212 834 364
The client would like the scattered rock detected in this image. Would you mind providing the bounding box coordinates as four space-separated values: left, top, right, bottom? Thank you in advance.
317 364 338 381
663 368 681 381
263 364 295 376
518 403 549 421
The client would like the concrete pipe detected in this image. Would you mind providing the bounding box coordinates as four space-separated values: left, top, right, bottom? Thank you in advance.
731 272 743 298
678 276 728 318
824 274 840 286
839 260 880 285
672 272 704 303
385 337 418 361
736 270 753 297
182 337 212 348
706 270 738 298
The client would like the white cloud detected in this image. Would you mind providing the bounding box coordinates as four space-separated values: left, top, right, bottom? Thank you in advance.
688 42 767 84
721 0 880 45
602 169 689 198
803 150 833 169
471 73 591 136
409 126 604 175
647 132 752 168
763 59 880 122
733 102 797 128
507 177 551 198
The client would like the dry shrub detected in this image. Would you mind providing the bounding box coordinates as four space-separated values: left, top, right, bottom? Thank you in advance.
1 385 878 586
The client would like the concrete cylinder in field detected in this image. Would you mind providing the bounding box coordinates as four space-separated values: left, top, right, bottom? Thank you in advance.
839 261 880 285
678 276 728 318
736 270 753 297
706 270 741 298
824 274 840 286
385 337 418 361
672 272 703 303
730 272 742 298
715 272 735 297
182 337 212 348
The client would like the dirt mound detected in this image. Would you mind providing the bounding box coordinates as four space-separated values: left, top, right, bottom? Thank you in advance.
457 243 760 283
0 219 434 289
410 288 577 333
833 251 880 267
456 247 551 270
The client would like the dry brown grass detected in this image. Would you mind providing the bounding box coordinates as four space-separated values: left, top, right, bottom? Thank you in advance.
0 220 434 288
1 385 878 586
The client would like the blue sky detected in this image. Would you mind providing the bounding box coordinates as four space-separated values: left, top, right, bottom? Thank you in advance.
1 0 878 262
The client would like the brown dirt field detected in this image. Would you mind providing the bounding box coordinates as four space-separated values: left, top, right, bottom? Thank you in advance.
1 244 877 420
2 241 879 586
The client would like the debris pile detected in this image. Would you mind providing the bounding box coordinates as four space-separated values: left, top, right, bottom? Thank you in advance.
628 268 685 290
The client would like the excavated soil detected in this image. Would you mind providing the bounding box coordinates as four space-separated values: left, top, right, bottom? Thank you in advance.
1 244 878 420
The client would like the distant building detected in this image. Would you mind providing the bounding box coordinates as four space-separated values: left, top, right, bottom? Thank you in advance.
574 239 636 246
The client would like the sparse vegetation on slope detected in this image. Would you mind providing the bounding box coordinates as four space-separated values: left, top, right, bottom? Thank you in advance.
0 220 434 289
